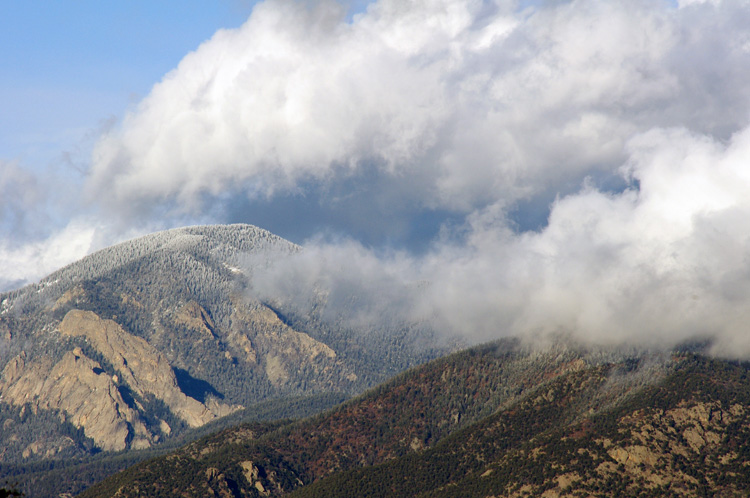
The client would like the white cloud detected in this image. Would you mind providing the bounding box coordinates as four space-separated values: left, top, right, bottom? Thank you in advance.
252 124 750 356
0 157 166 291
677 0 722 7
0 220 96 292
87 0 750 217
0 161 42 229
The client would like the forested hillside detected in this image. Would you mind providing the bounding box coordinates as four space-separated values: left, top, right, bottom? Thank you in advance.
82 340 701 498
294 354 750 498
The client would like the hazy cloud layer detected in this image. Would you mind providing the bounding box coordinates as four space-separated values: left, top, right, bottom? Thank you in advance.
5 0 750 355
0 218 95 292
253 125 750 355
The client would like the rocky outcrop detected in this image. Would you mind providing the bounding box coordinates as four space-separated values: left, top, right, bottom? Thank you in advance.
174 301 216 338
59 309 235 427
0 308 243 453
0 349 151 451
228 302 355 389
51 285 86 312
21 436 76 460
241 461 271 496
532 399 748 497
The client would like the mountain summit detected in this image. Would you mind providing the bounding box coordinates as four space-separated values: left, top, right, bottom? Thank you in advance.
0 224 444 463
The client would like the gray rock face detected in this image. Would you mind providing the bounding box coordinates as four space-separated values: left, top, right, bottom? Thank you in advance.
59 309 236 428
0 308 244 451
0 348 149 452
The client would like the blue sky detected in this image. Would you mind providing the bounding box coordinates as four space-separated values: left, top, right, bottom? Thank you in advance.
0 1 259 167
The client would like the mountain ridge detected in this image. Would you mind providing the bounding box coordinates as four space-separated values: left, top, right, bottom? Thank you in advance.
79 343 750 498
0 224 448 493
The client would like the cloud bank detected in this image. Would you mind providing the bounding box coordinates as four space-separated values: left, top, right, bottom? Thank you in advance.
5 0 750 355
251 123 750 356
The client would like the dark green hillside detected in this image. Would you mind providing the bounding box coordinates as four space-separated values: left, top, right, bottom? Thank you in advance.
81 340 669 498
295 355 750 498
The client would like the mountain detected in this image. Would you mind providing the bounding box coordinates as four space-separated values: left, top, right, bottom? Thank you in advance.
0 224 448 491
79 341 750 498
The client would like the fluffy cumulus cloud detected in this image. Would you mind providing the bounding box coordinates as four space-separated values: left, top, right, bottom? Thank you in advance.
6 0 750 354
428 125 750 354
85 0 750 353
87 0 750 217
253 125 750 355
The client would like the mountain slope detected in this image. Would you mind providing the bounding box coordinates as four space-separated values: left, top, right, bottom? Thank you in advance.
294 354 750 498
81 340 688 498
0 224 446 466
